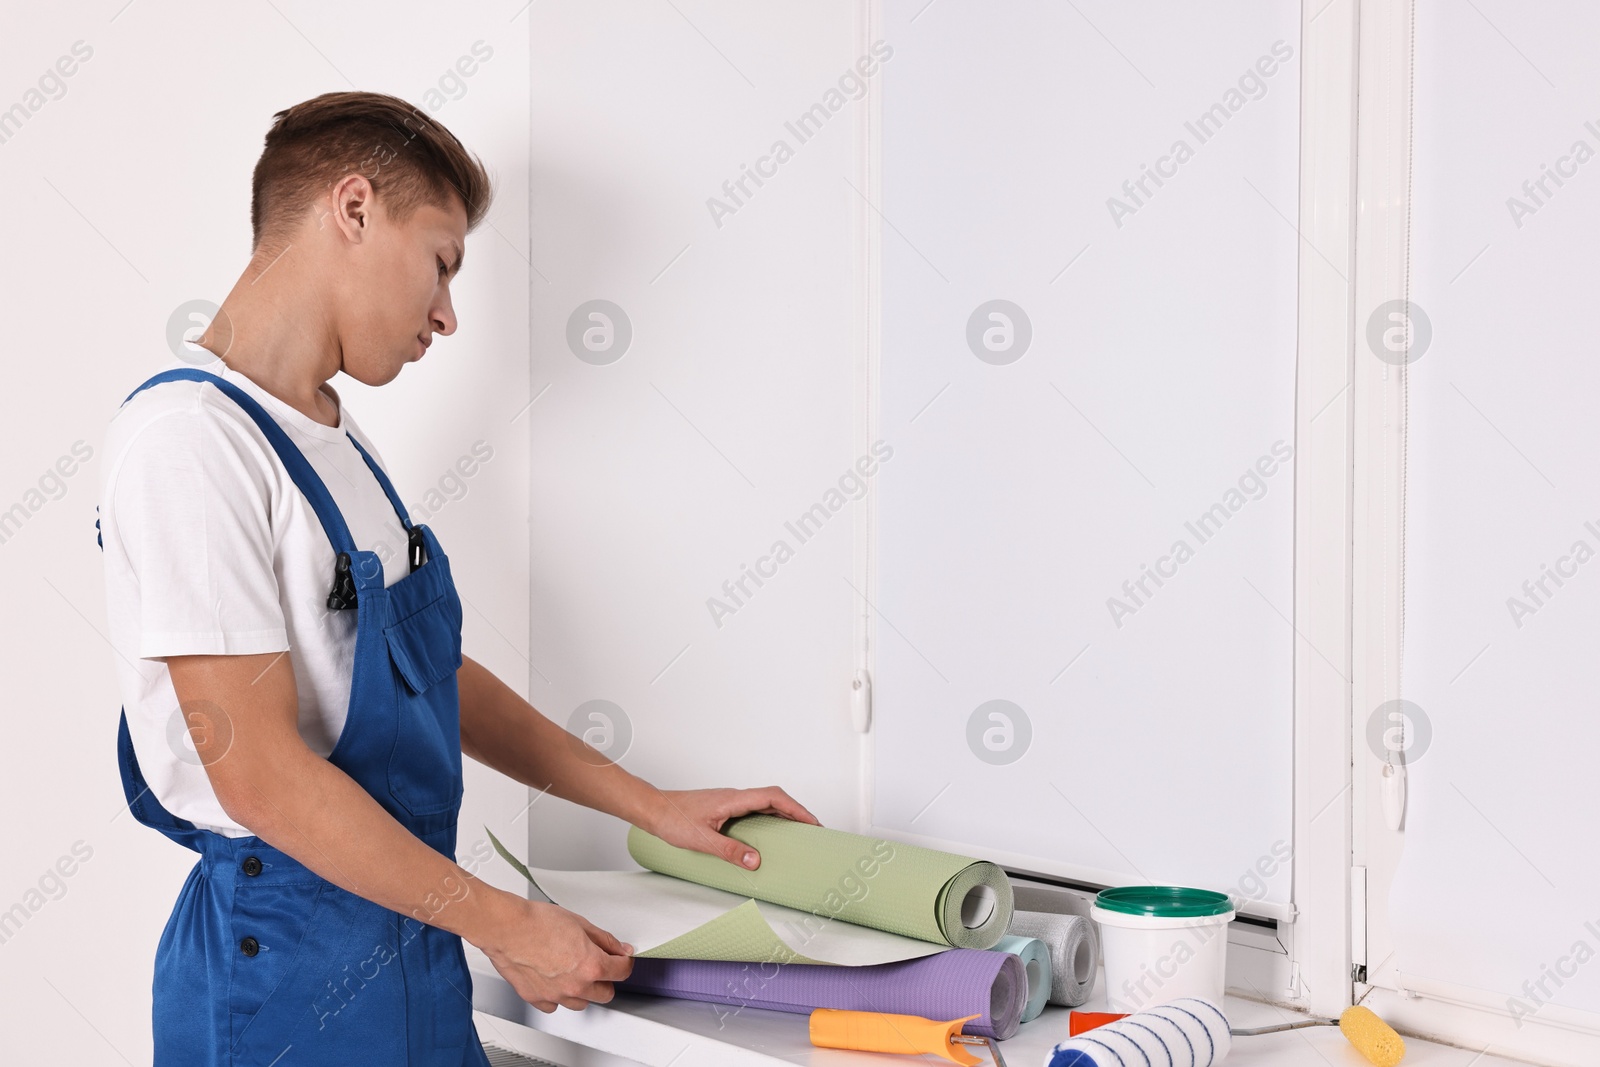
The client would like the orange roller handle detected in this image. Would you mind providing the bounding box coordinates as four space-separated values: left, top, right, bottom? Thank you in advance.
808 1008 984 1066
1069 1011 1129 1036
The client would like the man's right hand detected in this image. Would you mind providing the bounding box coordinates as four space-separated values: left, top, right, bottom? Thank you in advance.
476 894 635 1013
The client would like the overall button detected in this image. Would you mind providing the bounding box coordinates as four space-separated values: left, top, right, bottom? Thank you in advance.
240 937 260 957
241 856 263 877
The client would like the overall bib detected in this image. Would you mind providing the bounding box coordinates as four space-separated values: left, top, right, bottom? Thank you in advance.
105 367 492 1066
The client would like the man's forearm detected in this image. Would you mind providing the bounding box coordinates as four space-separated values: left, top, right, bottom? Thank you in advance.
166 650 521 949
225 741 517 944
457 655 663 832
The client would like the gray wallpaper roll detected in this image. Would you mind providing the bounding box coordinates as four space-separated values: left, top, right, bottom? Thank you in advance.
1006 909 1098 1006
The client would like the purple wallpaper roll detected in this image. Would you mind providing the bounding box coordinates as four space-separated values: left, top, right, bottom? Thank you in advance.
617 948 1027 1040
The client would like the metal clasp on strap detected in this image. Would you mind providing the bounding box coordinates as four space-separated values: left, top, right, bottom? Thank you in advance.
327 552 358 610
408 525 426 573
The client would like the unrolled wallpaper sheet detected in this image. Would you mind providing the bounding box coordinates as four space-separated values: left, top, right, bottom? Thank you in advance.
487 815 1013 967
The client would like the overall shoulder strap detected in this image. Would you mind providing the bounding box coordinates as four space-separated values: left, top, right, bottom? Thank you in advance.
119 367 359 557
117 707 205 848
344 433 427 572
345 433 413 529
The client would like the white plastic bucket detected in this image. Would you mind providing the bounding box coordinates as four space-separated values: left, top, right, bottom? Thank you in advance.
1091 886 1235 1013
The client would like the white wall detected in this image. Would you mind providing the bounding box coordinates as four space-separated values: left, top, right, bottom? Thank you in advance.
523 1 866 868
0 3 529 1060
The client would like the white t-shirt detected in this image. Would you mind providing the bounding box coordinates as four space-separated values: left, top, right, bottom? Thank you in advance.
99 355 414 837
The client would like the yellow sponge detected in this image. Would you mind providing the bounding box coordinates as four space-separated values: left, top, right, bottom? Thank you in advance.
1339 1005 1406 1066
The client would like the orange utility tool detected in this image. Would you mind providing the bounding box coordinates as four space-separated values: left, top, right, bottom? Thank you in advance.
808 1008 1008 1067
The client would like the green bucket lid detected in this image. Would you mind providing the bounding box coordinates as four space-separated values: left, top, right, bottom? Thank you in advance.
1095 885 1234 918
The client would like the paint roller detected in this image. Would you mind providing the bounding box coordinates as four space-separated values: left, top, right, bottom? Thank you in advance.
1057 998 1406 1067
1048 998 1231 1067
1235 1005 1406 1065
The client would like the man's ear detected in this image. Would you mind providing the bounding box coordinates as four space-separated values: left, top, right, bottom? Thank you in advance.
328 173 373 240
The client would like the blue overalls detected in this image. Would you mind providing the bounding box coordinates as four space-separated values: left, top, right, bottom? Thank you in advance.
104 367 493 1066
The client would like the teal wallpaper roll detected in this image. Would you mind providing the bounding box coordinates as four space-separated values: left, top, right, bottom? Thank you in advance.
992 933 1052 1022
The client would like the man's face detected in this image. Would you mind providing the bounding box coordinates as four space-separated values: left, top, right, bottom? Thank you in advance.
336 190 468 386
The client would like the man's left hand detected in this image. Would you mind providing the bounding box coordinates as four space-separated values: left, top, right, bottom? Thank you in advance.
643 787 820 870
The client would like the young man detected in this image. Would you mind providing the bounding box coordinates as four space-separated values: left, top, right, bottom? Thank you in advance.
98 91 817 1065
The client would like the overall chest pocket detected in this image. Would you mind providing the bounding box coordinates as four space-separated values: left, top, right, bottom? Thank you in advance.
383 587 466 818
384 586 463 695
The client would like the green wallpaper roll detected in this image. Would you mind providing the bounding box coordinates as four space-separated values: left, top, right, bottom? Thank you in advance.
626 814 1013 950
